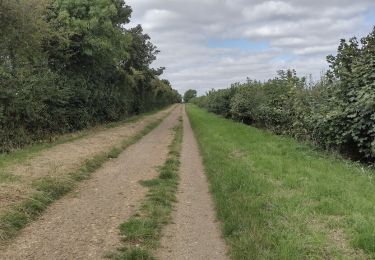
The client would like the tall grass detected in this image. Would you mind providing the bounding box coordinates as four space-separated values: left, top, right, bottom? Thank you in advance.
187 105 375 259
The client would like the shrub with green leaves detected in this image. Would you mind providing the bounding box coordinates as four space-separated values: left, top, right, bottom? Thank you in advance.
194 26 375 161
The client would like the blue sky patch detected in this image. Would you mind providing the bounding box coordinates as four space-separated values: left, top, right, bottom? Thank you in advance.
364 7 375 25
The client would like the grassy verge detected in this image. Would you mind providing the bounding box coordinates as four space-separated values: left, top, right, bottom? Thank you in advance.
187 105 375 260
0 114 170 241
0 132 91 173
109 116 183 260
0 105 173 172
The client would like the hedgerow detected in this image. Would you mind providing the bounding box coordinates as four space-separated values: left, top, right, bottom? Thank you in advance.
0 0 181 152
192 26 375 162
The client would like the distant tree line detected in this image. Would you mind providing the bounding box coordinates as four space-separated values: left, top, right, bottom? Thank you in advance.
192 27 375 162
0 0 181 152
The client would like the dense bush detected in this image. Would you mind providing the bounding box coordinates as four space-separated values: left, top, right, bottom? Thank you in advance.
0 0 181 152
203 86 238 118
193 27 375 162
183 89 197 103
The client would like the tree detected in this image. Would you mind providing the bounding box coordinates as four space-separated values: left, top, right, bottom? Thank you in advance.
125 24 159 73
183 89 197 103
46 0 132 74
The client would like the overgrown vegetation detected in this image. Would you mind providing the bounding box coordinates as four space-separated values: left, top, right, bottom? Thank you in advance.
187 105 375 259
0 112 169 241
192 26 375 162
0 0 181 153
109 117 183 259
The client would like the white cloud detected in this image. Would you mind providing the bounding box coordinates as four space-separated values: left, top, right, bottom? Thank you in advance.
126 0 375 95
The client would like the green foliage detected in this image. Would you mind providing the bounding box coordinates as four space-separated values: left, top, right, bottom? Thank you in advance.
0 0 179 153
322 29 375 159
203 85 238 118
183 89 197 103
47 0 131 70
193 27 375 161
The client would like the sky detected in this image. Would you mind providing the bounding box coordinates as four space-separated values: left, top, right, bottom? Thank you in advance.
126 0 375 95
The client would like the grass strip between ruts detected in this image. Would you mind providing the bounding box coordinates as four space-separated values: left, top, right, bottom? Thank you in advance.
108 116 183 260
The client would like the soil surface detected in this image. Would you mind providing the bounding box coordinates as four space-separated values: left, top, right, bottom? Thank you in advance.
157 106 228 260
0 107 181 260
0 106 175 213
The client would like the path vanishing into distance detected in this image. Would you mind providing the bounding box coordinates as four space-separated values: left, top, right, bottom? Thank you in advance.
157 107 228 260
0 105 228 259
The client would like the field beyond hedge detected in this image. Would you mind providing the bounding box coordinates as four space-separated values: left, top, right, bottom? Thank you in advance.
187 105 375 259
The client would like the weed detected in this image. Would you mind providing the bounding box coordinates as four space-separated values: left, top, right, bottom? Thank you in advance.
0 171 19 183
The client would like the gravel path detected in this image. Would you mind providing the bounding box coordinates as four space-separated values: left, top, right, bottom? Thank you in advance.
0 106 174 214
0 107 181 260
157 106 228 260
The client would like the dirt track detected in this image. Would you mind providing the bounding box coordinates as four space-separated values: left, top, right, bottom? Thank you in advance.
0 107 181 259
0 106 174 214
157 106 228 260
